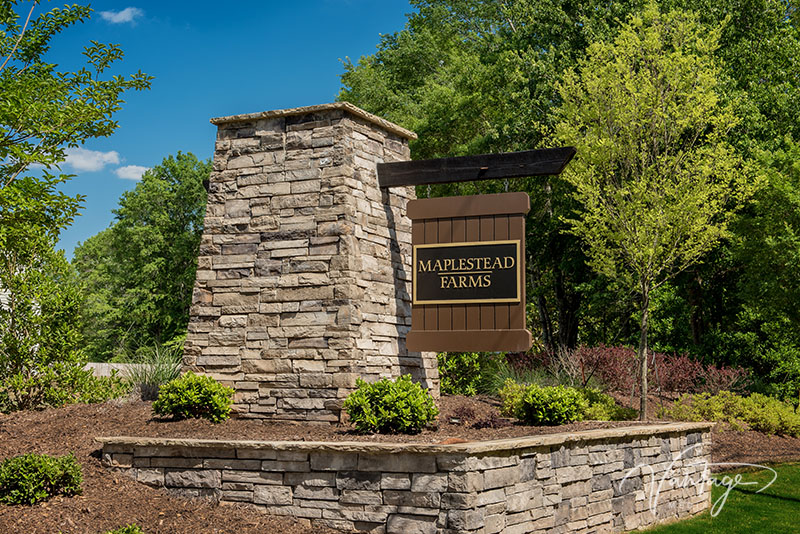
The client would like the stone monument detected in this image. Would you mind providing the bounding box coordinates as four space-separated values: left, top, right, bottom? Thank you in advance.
183 102 438 421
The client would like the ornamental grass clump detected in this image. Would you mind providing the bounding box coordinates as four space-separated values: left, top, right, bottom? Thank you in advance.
344 375 438 434
0 452 82 505
152 372 233 423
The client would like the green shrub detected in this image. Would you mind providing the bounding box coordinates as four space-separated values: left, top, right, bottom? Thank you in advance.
124 344 182 401
343 375 439 434
661 391 800 436
105 524 145 534
438 352 498 396
0 453 82 505
579 388 637 421
152 372 234 423
76 370 131 404
500 379 635 424
498 378 528 417
516 384 588 425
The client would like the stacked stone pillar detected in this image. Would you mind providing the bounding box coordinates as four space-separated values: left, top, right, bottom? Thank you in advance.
184 103 438 421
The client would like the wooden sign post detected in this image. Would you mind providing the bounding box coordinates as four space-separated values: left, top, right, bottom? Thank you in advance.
406 192 531 352
378 147 575 353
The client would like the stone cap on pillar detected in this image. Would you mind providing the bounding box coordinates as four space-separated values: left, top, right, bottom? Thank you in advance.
209 102 417 141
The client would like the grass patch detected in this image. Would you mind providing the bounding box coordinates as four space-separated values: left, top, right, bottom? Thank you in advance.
644 463 800 533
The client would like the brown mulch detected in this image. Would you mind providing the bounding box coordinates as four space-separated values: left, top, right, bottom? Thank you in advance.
709 429 800 469
1 395 799 533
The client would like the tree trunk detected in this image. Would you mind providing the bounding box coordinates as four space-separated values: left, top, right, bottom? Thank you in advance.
555 267 581 350
688 270 704 346
638 287 651 421
530 271 554 352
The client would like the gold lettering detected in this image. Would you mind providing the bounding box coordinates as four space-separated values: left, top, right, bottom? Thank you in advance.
490 257 503 270
483 274 491 286
419 259 432 272
504 256 515 269
433 260 443 272
440 276 448 289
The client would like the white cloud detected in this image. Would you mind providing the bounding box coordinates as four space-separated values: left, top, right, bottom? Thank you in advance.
99 7 144 24
64 147 120 172
115 165 149 180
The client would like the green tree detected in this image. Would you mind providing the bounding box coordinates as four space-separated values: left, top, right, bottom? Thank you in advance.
73 152 210 361
340 0 645 351
340 1 800 367
0 1 151 409
554 3 752 418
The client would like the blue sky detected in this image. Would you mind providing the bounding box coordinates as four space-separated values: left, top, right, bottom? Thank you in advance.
44 1 413 257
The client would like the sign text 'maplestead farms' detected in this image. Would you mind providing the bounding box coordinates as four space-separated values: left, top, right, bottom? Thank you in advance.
413 240 521 304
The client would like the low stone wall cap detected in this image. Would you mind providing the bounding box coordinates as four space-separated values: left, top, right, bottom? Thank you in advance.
97 421 714 455
209 102 417 140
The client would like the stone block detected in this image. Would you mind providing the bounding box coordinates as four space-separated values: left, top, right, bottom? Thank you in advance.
410 473 447 493
381 473 411 490
440 491 478 509
448 471 484 492
340 490 383 505
386 514 437 534
136 468 164 487
337 471 381 490
484 466 521 489
204 459 261 470
358 453 436 473
165 469 220 489
285 472 336 487
383 491 440 508
294 485 339 501
254 485 293 506
447 509 485 531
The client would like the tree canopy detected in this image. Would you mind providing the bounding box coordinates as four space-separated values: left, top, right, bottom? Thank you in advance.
0 0 151 409
339 0 800 400
73 152 211 361
554 2 753 416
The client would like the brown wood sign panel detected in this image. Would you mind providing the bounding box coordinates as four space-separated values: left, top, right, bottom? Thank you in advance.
406 192 533 352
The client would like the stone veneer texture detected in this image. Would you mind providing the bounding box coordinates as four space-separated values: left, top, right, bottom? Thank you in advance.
100 423 713 534
183 103 438 421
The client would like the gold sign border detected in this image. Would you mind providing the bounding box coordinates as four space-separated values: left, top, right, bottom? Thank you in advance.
412 239 522 305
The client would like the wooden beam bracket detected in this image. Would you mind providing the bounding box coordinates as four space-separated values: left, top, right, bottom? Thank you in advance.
378 147 576 188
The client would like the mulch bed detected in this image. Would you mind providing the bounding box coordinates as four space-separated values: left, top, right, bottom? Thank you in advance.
1 395 799 533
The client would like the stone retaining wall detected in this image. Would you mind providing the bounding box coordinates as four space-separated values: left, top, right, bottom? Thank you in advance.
99 422 713 534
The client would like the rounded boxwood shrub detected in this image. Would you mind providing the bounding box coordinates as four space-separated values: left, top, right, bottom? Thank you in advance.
152 372 234 423
0 452 82 505
343 375 439 434
517 384 588 426
579 388 637 421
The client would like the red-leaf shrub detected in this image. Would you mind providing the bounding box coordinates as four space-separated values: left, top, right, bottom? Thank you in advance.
510 345 748 395
653 352 704 393
698 363 749 394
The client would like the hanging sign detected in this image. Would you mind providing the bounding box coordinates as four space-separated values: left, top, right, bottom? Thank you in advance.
405 192 533 353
